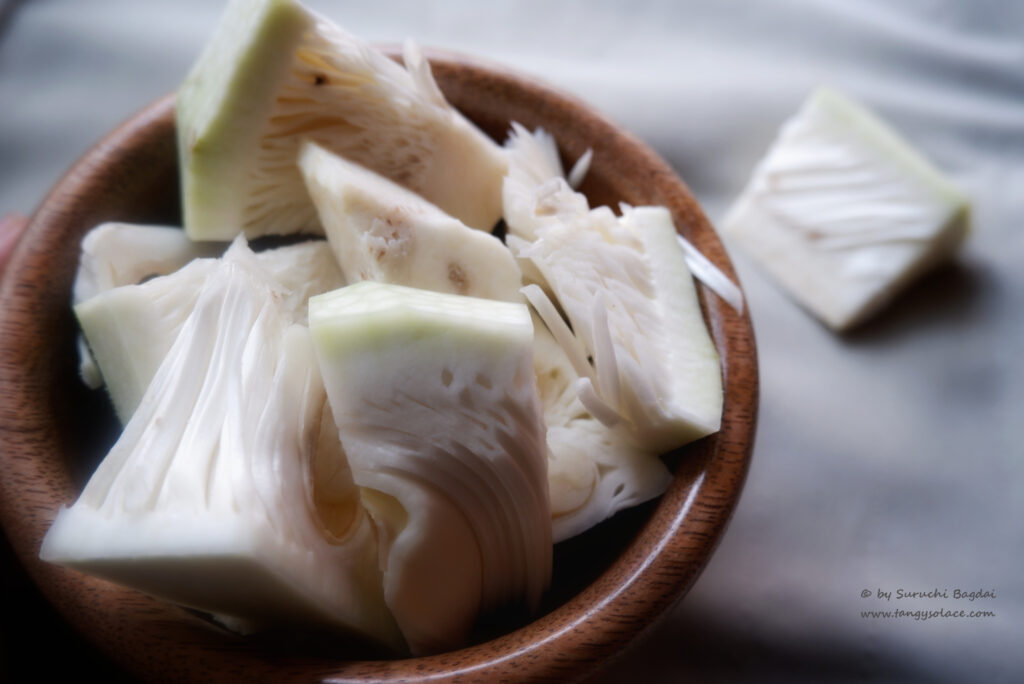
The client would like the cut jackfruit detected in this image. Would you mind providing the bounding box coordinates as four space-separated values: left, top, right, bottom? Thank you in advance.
76 258 217 423
177 0 507 240
43 244 402 651
76 239 344 422
502 123 588 244
500 125 720 536
503 123 744 312
299 141 521 302
532 322 671 542
72 222 224 388
505 127 723 454
517 206 723 452
309 281 550 654
72 222 223 305
722 87 970 330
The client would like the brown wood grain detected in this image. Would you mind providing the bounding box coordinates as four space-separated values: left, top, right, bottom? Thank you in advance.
0 53 758 683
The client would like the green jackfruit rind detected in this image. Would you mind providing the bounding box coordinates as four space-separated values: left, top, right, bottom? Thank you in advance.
177 0 312 240
624 206 723 440
309 281 531 356
177 0 508 241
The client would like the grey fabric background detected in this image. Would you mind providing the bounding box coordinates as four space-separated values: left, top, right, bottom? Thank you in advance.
1 1 1021 681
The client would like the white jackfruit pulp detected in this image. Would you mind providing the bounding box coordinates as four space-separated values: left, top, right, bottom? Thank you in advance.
75 233 344 422
44 242 402 651
309 281 551 655
503 125 722 538
722 87 970 331
299 141 522 302
177 0 507 240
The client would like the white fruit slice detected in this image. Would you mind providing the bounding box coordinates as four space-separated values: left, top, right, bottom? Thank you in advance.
72 222 224 387
309 281 550 655
177 0 507 240
42 245 402 651
502 125 721 534
249 240 347 325
75 257 216 423
722 87 970 330
512 205 722 454
76 239 344 422
299 141 521 302
72 222 224 305
532 323 671 542
502 123 743 311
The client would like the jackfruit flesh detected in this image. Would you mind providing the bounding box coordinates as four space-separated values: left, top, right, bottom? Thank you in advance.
44 242 403 651
309 281 550 654
722 87 970 330
177 0 507 240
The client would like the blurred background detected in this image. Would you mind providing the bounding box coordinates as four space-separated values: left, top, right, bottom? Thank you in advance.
2 0 1022 681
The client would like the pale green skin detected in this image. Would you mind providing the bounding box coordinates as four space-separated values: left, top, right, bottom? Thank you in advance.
310 281 533 355
177 0 311 240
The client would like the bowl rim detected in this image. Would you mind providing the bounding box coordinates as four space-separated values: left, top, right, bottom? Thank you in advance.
0 51 758 683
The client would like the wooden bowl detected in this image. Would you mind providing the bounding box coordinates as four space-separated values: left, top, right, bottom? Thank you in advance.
0 53 757 682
